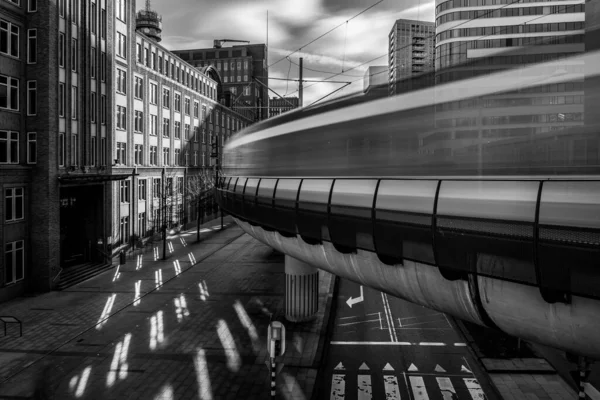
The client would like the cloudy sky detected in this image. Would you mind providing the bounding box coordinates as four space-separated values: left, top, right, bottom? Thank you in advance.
135 0 435 106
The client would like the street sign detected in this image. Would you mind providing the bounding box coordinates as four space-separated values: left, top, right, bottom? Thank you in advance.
267 321 286 357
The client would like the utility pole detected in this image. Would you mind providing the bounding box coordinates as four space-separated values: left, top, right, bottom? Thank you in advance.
299 57 303 107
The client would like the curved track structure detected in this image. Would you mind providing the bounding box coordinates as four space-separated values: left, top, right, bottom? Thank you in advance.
216 45 600 358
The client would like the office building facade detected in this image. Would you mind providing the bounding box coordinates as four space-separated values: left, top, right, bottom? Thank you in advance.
0 0 251 303
388 19 435 95
173 44 269 122
269 97 299 118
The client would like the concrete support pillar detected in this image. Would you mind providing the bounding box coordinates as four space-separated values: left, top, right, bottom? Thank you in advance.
285 255 319 323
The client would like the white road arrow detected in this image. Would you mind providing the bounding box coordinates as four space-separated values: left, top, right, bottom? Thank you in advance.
346 285 364 308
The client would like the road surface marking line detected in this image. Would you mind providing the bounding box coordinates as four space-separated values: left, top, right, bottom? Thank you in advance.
380 293 394 342
358 374 372 400
338 318 382 327
384 375 401 400
408 363 419 372
409 376 430 400
339 315 359 320
436 377 456 400
397 317 402 328
330 341 412 345
385 294 398 342
464 378 485 399
585 382 600 400
379 312 382 330
418 342 446 346
454 343 467 346
381 293 398 342
331 374 345 400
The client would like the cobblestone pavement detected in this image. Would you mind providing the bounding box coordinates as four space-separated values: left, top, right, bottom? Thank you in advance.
0 216 335 400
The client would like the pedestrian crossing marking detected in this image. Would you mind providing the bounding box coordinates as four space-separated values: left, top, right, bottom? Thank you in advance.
383 363 394 372
331 374 345 400
383 375 401 400
461 365 472 373
410 376 429 400
359 362 369 371
464 378 485 399
357 375 372 400
335 362 345 371
435 364 446 373
436 377 456 400
408 363 418 372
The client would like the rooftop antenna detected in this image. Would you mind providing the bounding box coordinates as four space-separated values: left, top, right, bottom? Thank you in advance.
146 0 151 11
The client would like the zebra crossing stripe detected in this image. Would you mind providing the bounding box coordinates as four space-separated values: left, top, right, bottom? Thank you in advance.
383 375 401 400
331 374 345 399
409 376 430 400
464 378 485 399
436 377 456 400
357 374 372 400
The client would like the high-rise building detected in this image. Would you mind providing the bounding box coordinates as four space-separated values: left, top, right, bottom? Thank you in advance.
0 0 252 303
269 97 299 118
173 44 269 122
424 0 587 166
388 19 435 95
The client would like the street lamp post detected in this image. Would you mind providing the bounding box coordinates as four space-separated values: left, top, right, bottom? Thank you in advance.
162 166 167 260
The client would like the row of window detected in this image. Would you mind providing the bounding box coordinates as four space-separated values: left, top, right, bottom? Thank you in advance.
57 133 107 167
435 111 584 127
119 176 187 203
5 0 37 11
436 0 577 14
436 21 585 42
436 4 585 26
0 76 37 115
435 94 585 111
136 39 217 102
115 142 214 167
0 131 37 164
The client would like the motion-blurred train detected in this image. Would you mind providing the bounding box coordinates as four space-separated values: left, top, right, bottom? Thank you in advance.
216 34 600 359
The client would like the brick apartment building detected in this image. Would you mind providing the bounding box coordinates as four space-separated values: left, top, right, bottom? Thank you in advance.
268 96 299 118
0 0 252 302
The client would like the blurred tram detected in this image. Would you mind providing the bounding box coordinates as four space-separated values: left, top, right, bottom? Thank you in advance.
216 36 600 359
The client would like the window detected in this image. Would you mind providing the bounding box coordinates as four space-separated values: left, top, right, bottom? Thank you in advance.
178 177 184 194
71 38 77 71
194 126 198 142
116 32 127 59
237 75 241 82
101 137 106 166
194 101 199 118
101 51 106 81
120 216 129 244
91 47 96 78
70 85 78 119
134 110 143 132
150 82 158 104
101 8 106 39
244 86 250 96
27 29 36 63
134 76 143 99
71 134 78 165
116 69 126 93
158 55 163 73
149 146 157 165
91 3 97 34
116 142 126 165
90 92 96 123
101 94 106 124
5 240 24 284
224 77 228 83
28 0 37 11
116 0 127 22
138 212 146 236
163 147 170 165
27 81 36 115
117 105 126 129
163 118 170 137
0 19 19 58
185 98 190 115
145 47 149 67
184 151 189 166
184 124 190 140
162 88 170 108
194 151 197 166
134 144 143 165
174 93 181 112
58 33 65 67
150 115 157 135
5 187 24 223
202 131 206 144
174 121 181 139
58 133 64 166
174 149 180 166
91 136 96 166
0 76 18 111
0 131 19 164
202 105 206 121
244 60 248 69
27 132 36 164
152 51 156 69
70 0 79 24
202 153 205 167
120 180 130 203
59 0 65 17
153 178 161 198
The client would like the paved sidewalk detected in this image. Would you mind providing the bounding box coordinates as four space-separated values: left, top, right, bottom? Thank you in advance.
454 319 579 400
0 216 335 400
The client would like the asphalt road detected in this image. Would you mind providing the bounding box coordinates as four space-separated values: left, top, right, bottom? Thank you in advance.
318 278 499 400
